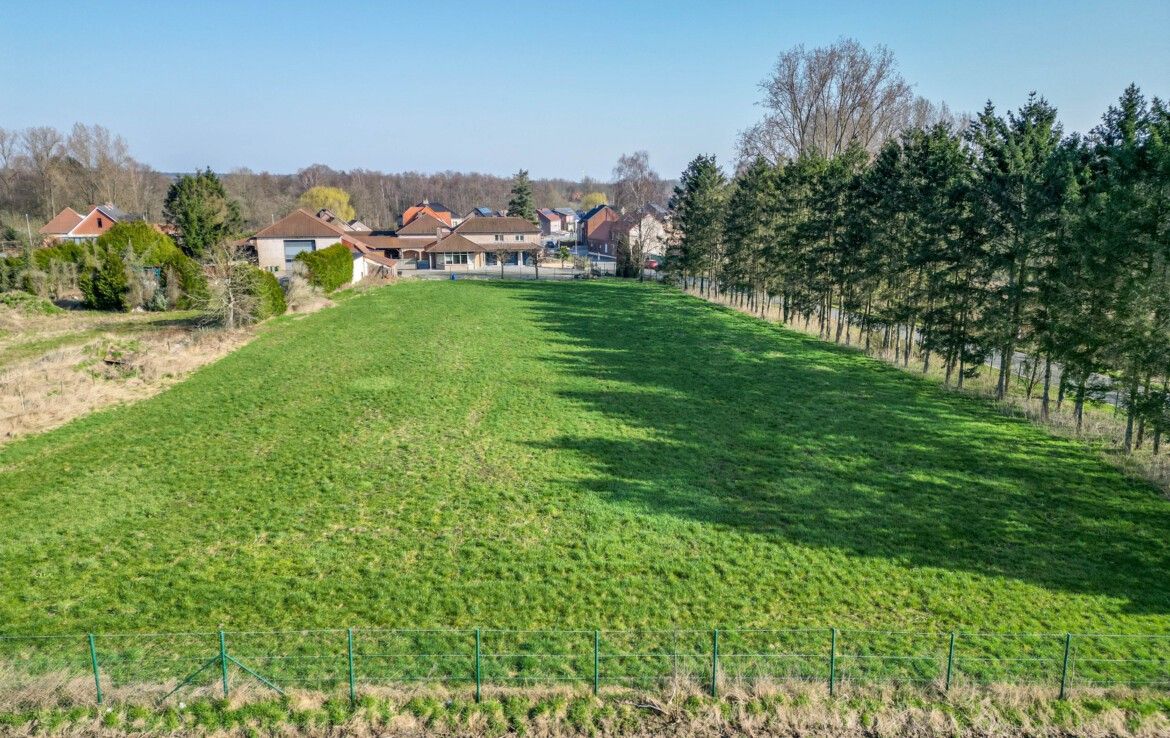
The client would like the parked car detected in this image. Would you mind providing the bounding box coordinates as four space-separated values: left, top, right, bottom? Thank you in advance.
644 258 660 270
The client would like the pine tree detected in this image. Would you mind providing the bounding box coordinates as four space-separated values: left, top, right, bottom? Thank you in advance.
162 168 243 260
722 158 776 313
966 95 1065 399
1086 86 1170 451
506 169 536 224
665 155 726 290
900 125 990 383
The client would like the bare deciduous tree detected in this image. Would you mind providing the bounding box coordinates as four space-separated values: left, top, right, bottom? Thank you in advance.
21 126 66 217
200 242 259 330
738 38 924 163
612 151 664 212
67 123 134 207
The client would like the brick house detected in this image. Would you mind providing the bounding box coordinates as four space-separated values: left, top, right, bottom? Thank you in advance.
38 204 145 244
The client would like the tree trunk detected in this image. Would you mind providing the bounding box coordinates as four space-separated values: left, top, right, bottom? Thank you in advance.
1155 375 1169 455
1040 357 1052 421
996 346 1010 400
1074 381 1086 435
903 319 916 368
1124 385 1137 453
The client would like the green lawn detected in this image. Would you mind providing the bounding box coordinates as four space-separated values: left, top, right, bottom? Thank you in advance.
2 280 1169 642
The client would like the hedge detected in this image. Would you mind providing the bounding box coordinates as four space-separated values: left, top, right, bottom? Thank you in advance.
253 268 286 319
56 222 207 310
296 242 352 292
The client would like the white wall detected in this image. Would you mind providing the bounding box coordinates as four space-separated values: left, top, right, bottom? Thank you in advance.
631 216 668 258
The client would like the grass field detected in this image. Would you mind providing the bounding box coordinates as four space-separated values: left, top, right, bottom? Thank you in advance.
2 280 1169 643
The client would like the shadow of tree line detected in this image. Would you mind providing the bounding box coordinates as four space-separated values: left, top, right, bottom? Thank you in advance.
494 280 1170 617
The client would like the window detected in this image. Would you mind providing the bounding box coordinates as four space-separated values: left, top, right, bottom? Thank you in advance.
443 252 470 265
494 234 503 241
515 235 524 241
283 239 315 270
97 217 104 228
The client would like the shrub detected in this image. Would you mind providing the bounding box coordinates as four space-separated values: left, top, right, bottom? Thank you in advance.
157 249 206 308
283 271 327 313
78 222 207 310
296 243 352 292
79 249 129 310
202 247 284 328
32 241 91 271
0 291 64 315
253 268 286 319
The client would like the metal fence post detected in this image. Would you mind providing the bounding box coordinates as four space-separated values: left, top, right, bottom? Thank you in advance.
1059 633 1072 700
828 628 837 696
219 630 229 696
347 628 356 708
711 629 719 699
593 630 600 697
945 631 956 691
474 628 482 703
87 634 102 704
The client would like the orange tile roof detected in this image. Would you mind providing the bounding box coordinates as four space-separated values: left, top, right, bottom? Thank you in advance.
39 207 84 235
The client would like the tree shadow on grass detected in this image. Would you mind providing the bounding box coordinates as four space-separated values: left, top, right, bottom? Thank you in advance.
494 280 1170 616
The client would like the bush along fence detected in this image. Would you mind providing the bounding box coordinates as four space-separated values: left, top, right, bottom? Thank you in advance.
1 628 1168 707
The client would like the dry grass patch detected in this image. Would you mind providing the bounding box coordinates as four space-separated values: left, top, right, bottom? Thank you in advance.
0 305 252 445
1 680 1169 737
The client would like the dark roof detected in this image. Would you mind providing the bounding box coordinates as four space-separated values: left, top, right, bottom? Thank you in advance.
95 204 141 222
468 206 497 217
454 216 539 235
414 200 454 215
396 213 451 236
580 204 611 221
553 207 577 218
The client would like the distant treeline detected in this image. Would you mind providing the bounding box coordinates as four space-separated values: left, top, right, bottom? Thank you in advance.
666 85 1169 453
0 125 614 236
219 165 607 230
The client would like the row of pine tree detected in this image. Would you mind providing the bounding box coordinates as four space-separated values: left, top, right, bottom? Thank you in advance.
665 86 1169 453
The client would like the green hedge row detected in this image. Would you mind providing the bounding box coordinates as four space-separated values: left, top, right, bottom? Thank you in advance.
296 242 352 292
253 268 286 319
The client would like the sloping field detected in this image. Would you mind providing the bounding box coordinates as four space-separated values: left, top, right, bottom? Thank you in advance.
1 280 1168 642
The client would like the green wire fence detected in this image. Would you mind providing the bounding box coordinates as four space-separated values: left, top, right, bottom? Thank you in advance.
1 628 1167 707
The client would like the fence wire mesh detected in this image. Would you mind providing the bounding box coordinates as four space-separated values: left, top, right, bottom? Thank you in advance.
1 628 1167 707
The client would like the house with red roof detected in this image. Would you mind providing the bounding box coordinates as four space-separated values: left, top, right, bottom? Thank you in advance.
399 199 459 228
537 208 563 237
38 204 146 244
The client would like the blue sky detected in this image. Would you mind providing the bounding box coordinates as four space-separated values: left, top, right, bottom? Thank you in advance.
2 0 1166 180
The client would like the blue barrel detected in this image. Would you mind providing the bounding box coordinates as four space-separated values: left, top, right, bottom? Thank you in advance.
450 273 457 281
